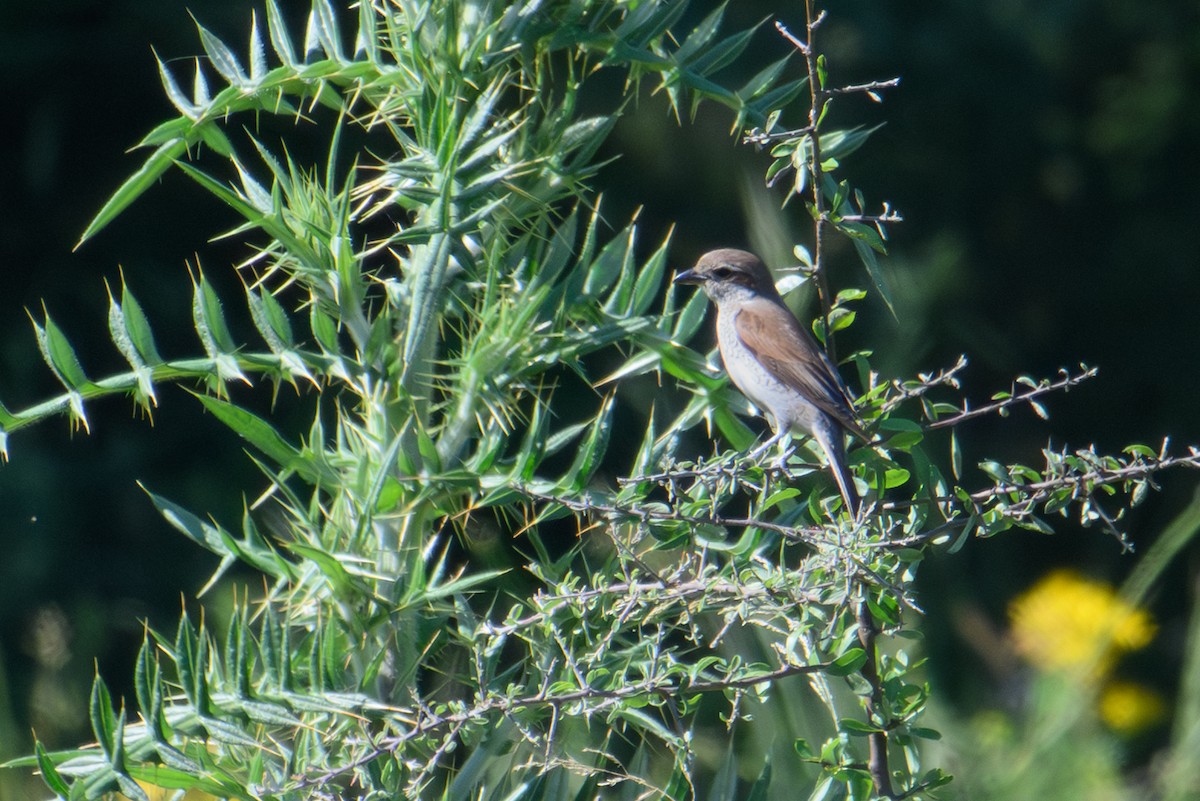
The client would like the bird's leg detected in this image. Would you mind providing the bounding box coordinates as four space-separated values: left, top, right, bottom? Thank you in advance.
747 429 787 462
773 435 796 472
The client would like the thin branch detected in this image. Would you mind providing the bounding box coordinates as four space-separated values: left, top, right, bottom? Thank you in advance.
925 365 1098 430
618 451 823 485
874 444 1200 551
779 13 837 362
289 660 833 795
829 77 901 96
514 485 835 547
879 355 969 414
969 446 1200 503
838 210 904 225
856 599 895 799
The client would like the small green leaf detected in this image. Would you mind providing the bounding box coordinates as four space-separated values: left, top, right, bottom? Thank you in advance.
867 594 901 627
1017 514 1055 535
979 460 1011 483
826 647 867 676
852 238 897 318
839 717 882 735
763 487 802 511
689 27 756 77
312 0 346 60
289 542 359 597
191 272 241 359
196 122 234 157
793 738 815 759
950 428 963 480
879 467 911 488
673 3 725 63
739 56 791 101
199 715 261 748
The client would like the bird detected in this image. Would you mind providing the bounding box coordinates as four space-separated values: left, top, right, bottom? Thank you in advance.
673 248 867 517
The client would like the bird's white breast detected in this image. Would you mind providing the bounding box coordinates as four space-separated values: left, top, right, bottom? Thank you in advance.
716 308 827 437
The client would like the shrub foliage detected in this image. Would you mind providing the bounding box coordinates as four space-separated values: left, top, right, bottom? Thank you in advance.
4 1 1197 799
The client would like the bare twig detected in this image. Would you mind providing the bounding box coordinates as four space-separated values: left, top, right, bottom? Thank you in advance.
829 77 901 96
838 209 904 225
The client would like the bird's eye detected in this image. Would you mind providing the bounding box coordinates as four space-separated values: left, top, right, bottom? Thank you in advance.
712 267 734 280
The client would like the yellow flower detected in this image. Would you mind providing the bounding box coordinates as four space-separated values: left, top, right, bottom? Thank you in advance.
1008 570 1155 678
1098 681 1167 735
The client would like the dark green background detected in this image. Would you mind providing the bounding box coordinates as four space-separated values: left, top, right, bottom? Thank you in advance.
1 0 1197 766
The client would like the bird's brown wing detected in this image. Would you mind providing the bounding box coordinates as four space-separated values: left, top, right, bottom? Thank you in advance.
734 297 868 440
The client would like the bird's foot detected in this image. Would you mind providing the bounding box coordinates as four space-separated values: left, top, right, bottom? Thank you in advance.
773 443 796 472
747 433 791 469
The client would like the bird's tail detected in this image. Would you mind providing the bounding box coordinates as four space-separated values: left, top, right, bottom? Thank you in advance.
816 429 860 519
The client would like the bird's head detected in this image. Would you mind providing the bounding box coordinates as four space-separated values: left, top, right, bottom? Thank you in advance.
672 248 778 305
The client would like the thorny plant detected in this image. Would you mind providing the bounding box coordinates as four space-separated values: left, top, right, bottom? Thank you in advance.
3 2 1198 800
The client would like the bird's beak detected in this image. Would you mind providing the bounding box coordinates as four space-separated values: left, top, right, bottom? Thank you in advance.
672 269 703 286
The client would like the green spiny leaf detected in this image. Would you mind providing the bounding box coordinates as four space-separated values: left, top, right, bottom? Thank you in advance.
265 0 297 66
674 4 727 65
631 231 673 316
563 394 615 490
672 286 710 344
585 226 635 299
688 25 757 78
311 0 345 61
90 676 118 763
33 310 91 391
156 54 197 117
191 393 338 486
247 288 295 352
249 11 269 82
196 21 248 86
739 56 792 102
79 138 189 246
120 281 164 365
34 742 70 797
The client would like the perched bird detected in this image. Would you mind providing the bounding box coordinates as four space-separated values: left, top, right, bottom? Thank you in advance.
673 248 867 516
